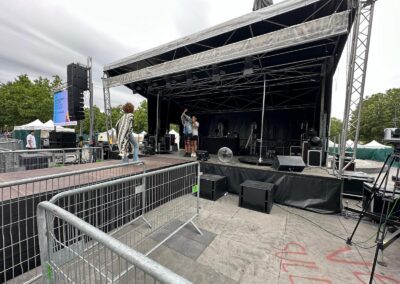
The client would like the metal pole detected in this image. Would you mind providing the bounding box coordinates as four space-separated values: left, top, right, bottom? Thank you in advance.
155 92 160 153
88 57 94 146
259 75 266 163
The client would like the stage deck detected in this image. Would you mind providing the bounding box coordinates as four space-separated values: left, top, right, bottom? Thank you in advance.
0 156 187 202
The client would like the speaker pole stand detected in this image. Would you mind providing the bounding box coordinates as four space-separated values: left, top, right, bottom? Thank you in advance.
259 75 266 164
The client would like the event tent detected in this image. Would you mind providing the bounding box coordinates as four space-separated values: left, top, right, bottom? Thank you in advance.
43 120 75 133
13 119 52 131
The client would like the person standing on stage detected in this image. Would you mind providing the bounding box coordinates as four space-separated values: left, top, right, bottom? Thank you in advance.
181 108 192 157
116 102 139 162
191 116 199 157
26 130 37 150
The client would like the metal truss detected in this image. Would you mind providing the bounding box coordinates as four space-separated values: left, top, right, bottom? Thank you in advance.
338 0 376 175
102 73 113 146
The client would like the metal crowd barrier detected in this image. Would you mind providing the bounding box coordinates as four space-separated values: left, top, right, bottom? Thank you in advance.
0 161 145 283
37 161 200 283
0 147 104 173
0 139 22 152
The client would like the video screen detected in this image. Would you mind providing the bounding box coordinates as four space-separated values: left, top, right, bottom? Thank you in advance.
53 89 77 126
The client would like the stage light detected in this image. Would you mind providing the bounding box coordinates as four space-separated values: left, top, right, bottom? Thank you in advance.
243 57 254 76
212 64 220 81
186 71 193 85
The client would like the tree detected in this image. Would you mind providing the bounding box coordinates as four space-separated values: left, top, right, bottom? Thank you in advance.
0 75 61 129
357 88 400 142
329 117 342 139
133 100 148 133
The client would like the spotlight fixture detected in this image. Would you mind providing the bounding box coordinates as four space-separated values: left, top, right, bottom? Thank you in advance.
243 57 254 76
212 64 220 81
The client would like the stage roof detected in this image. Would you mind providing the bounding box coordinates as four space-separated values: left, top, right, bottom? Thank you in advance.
103 0 356 114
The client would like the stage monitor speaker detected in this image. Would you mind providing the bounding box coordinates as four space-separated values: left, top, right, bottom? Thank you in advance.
272 155 305 172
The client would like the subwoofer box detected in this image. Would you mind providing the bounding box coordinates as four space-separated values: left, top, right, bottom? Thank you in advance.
200 174 227 201
272 155 305 172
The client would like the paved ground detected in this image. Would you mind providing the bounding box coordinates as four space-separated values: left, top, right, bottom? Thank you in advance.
147 194 400 284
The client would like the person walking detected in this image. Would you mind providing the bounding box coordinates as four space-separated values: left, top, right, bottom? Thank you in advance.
116 102 139 162
26 130 37 150
191 116 199 157
181 108 192 157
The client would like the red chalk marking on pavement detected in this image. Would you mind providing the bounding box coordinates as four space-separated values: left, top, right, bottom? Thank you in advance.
281 262 318 272
275 242 315 263
326 247 372 266
353 271 400 284
288 275 332 284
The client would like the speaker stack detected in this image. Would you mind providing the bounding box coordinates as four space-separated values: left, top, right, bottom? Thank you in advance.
49 132 77 149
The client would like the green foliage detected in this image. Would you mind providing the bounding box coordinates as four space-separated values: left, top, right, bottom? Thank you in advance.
170 123 180 132
329 117 342 139
76 100 147 135
0 75 61 129
358 88 400 142
133 100 148 133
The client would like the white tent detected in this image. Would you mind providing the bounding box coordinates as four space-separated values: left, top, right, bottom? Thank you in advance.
363 140 391 149
328 140 335 147
43 120 75 133
14 119 53 131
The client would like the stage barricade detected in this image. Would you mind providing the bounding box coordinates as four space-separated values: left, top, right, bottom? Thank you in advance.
0 161 145 283
0 147 104 173
36 162 200 283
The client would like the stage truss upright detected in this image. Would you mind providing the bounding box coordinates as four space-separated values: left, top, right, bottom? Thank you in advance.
338 0 376 176
103 73 113 146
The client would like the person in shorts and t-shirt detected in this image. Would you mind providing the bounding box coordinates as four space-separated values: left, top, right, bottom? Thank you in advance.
181 109 192 157
26 131 37 150
191 116 199 157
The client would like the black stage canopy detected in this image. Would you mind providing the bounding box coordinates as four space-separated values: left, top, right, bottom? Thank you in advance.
103 0 356 145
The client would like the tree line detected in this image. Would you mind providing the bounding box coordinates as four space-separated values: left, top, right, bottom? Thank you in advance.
0 75 148 134
329 88 400 143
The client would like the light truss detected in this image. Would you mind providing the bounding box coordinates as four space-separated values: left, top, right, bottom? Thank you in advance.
338 0 375 175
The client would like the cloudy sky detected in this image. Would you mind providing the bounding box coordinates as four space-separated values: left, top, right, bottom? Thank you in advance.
0 0 398 119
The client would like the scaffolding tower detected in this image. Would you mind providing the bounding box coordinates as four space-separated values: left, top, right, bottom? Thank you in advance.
338 0 376 176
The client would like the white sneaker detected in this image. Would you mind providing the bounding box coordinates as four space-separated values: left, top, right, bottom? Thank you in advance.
192 153 197 157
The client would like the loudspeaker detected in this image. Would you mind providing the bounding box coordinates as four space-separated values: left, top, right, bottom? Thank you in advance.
200 174 227 201
239 180 274 213
308 149 322 167
67 63 88 121
272 155 305 172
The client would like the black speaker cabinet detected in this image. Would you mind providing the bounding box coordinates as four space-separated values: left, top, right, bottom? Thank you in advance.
290 146 302 156
200 174 227 201
272 155 305 172
308 149 322 167
239 180 274 214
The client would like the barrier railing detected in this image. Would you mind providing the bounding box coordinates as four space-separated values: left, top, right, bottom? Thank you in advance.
37 161 200 283
0 147 104 173
0 161 145 283
37 202 191 284
0 139 22 152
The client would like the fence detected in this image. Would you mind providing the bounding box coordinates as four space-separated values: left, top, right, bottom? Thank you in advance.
0 147 104 173
37 202 191 284
37 161 200 283
0 138 23 152
0 161 145 283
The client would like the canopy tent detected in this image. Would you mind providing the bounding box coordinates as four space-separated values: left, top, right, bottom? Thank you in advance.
363 140 391 149
103 0 356 151
43 120 75 133
14 119 53 131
